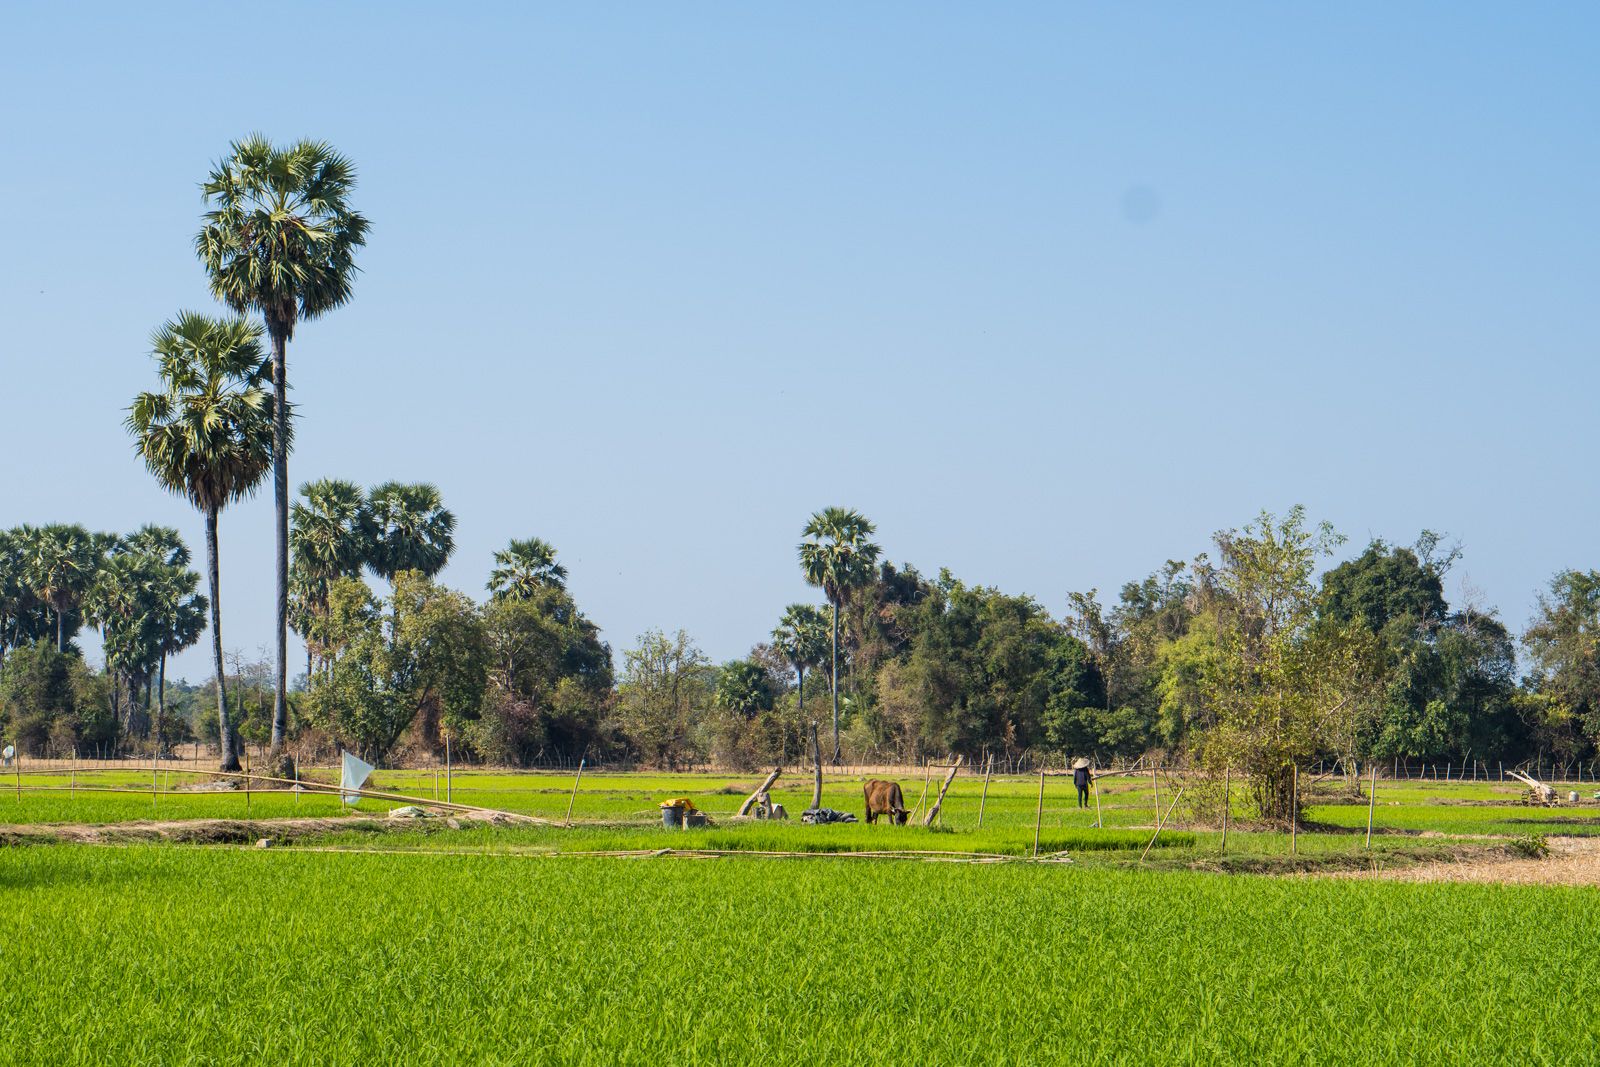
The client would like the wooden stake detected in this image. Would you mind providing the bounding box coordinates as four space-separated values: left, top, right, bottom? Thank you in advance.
445 732 452 804
1220 767 1230 854
564 758 586 827
243 748 251 821
809 722 823 812
1151 766 1159 825
923 755 964 826
1032 769 1046 858
1289 764 1298 856
152 750 158 813
71 750 76 805
910 760 933 822
1365 760 1378 849
976 754 994 829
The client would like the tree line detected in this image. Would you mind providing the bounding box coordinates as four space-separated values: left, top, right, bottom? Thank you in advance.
7 136 1600 802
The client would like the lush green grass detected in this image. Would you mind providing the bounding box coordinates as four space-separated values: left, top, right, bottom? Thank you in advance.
2 845 1596 1064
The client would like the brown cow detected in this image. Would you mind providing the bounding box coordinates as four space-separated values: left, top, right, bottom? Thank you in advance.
863 779 910 825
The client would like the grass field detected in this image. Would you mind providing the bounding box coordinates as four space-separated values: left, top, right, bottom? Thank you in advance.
4 765 1597 1063
3 846 1597 1064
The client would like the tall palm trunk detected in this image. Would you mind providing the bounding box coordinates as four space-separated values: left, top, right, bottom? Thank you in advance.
205 506 240 772
269 326 290 754
56 608 64 652
830 601 840 764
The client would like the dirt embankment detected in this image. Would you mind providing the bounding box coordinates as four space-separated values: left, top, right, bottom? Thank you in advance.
0 809 518 848
1336 836 1600 887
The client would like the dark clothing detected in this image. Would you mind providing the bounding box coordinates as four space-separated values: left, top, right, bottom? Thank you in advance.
1074 766 1091 808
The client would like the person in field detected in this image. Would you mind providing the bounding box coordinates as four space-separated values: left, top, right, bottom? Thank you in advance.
1073 758 1093 808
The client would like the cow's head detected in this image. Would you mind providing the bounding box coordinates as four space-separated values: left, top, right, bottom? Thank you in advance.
892 807 910 826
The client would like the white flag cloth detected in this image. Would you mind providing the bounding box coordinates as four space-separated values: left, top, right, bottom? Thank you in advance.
340 751 374 805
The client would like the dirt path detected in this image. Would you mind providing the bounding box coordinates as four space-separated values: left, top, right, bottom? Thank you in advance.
0 808 526 847
1340 836 1600 887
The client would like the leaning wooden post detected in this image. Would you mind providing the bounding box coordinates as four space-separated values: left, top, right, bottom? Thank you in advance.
1036 767 1049 857
737 766 782 818
923 755 964 826
976 754 994 829
1364 760 1378 849
564 758 586 827
1289 764 1298 856
1220 767 1230 854
1091 770 1104 829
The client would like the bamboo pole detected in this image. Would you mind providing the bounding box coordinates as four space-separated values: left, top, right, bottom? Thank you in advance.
243 748 251 821
14 747 20 800
70 750 76 806
445 733 452 804
564 759 586 827
1220 767 1230 854
152 750 158 814
1151 766 1159 825
1140 787 1186 862
1032 769 1046 858
910 759 933 821
977 754 994 829
1365 761 1378 849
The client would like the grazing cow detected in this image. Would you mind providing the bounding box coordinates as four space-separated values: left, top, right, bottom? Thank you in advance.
863 779 910 825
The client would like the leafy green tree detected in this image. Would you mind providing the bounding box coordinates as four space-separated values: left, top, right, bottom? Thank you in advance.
477 585 613 764
304 573 487 762
1522 570 1600 756
363 482 456 582
197 135 370 755
127 312 277 771
798 507 880 763
0 641 113 757
615 629 713 768
488 537 568 601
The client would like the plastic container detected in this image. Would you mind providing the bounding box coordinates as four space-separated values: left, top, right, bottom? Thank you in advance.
661 803 684 829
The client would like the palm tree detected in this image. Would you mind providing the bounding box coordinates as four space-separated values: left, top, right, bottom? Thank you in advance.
127 312 277 772
772 603 830 724
798 507 881 763
18 523 102 651
290 479 370 676
363 482 456 581
488 537 568 601
197 135 370 755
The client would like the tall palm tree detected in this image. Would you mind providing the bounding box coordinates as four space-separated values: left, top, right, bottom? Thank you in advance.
290 478 370 675
772 603 830 724
363 482 456 581
197 135 370 755
798 507 881 763
127 312 277 772
487 537 568 601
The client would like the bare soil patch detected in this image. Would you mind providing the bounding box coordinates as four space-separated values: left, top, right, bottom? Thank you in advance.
1338 836 1600 887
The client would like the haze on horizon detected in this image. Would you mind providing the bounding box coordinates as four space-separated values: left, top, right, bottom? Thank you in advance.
3 4 1596 681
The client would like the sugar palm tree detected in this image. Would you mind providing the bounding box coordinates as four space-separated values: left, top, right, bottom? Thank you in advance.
487 537 568 601
772 603 830 724
197 135 370 754
290 478 370 675
127 312 277 772
18 522 102 652
363 482 456 582
798 508 881 763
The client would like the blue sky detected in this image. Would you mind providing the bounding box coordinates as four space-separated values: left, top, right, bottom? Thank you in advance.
3 3 1597 681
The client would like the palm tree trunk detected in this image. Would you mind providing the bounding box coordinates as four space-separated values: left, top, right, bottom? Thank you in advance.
56 608 64 652
269 326 290 755
205 506 240 773
156 652 166 754
830 601 840 764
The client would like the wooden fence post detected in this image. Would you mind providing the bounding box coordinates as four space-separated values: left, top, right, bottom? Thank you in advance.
445 732 452 804
1365 761 1378 849
977 754 994 829
1032 769 1046 858
1220 767 1230 854
1289 764 1298 856
809 723 823 812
